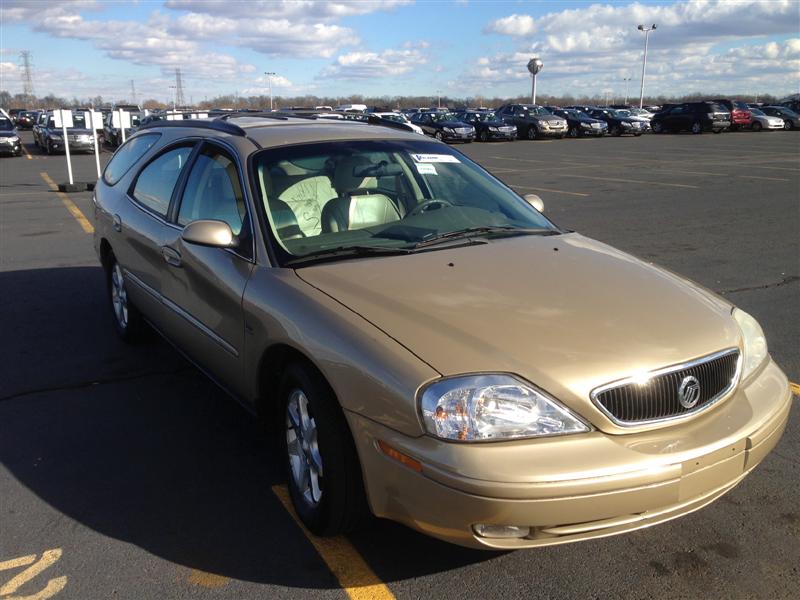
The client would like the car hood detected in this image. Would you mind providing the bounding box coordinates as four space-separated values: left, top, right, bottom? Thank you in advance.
436 120 472 128
296 233 740 432
0 131 18 138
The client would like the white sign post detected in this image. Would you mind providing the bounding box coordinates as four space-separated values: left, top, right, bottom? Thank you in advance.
87 110 102 178
116 109 131 144
54 109 74 185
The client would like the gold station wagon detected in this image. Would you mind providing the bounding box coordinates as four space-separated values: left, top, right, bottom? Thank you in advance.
93 115 792 549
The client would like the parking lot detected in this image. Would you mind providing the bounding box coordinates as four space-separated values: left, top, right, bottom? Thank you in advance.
1 129 798 599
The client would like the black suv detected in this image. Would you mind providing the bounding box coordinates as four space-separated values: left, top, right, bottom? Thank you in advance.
0 115 22 156
651 102 730 134
454 110 517 142
410 112 475 143
547 108 608 137
585 108 645 136
496 104 568 140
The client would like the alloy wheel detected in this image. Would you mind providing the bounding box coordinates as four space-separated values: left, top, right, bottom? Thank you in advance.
110 263 129 330
286 389 324 507
526 127 536 140
692 121 702 134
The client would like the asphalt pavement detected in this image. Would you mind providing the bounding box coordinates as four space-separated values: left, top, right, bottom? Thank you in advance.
1 128 798 600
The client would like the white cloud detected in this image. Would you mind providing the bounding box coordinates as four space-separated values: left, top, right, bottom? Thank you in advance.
321 43 429 80
164 0 412 21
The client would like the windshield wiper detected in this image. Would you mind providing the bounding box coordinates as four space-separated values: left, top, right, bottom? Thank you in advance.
414 226 557 249
285 245 412 267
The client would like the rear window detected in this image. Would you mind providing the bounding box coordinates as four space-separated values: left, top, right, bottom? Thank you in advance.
733 101 749 110
103 133 160 185
709 103 727 113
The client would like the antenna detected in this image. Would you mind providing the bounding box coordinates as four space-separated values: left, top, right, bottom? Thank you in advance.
174 68 185 107
130 80 137 105
19 51 35 103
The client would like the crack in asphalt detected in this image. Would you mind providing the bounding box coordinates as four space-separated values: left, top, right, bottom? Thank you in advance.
0 367 193 404
719 275 799 295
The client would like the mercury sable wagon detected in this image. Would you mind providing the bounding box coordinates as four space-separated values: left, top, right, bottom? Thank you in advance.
92 115 792 549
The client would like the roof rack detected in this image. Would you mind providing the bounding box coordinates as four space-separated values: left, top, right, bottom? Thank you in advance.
215 112 289 121
137 119 246 136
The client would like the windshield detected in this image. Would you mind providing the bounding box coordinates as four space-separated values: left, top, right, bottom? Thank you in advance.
430 113 458 122
0 118 14 131
471 112 498 122
523 106 552 116
749 108 765 116
380 113 408 123
254 140 556 265
614 110 632 117
46 113 89 129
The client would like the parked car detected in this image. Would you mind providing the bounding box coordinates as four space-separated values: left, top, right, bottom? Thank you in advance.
748 108 785 132
650 102 731 134
0 115 22 156
370 112 424 135
586 108 645 136
496 104 568 140
628 108 655 121
92 116 791 550
410 111 475 142
454 109 517 142
548 108 608 137
14 110 39 129
104 111 142 147
760 106 800 130
37 111 97 154
779 99 800 113
32 111 48 148
712 99 752 131
612 109 651 131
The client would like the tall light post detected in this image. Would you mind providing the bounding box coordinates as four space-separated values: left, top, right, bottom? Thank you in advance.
264 71 276 111
436 90 442 108
527 57 543 104
623 76 632 105
637 24 656 109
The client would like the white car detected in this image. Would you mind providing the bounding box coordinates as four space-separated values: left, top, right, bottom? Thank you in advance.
614 109 651 131
373 112 425 135
749 108 784 131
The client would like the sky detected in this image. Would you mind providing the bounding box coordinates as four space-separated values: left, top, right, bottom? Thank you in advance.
0 0 798 104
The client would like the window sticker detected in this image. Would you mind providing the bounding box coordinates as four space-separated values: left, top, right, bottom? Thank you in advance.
415 163 438 175
410 153 460 163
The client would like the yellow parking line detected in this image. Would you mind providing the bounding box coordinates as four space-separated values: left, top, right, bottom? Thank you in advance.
187 569 230 588
790 382 800 396
567 173 699 189
21 143 33 160
513 184 590 197
737 175 790 182
271 484 396 600
39 172 94 234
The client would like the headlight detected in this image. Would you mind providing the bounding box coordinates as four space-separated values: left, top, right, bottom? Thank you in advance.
621 122 632 128
540 121 550 128
10 135 20 142
581 122 591 128
444 127 454 133
50 133 63 140
420 374 590 442
489 126 498 131
733 309 768 379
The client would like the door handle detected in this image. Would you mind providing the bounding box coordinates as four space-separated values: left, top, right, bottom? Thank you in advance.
112 214 122 232
161 245 182 267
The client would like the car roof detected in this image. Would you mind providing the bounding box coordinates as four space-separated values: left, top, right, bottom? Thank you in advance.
142 115 423 148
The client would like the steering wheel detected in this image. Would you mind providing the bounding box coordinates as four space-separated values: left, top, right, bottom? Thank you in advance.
407 199 453 218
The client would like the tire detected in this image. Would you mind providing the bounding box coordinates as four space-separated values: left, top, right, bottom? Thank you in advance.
784 120 793 130
282 362 369 536
526 126 537 140
46 140 53 155
556 134 564 139
633 132 642 137
106 254 144 342
691 121 703 134
610 125 622 137
568 127 578 138
752 121 762 132
712 128 723 134
652 121 663 133
479 129 489 142
434 131 444 141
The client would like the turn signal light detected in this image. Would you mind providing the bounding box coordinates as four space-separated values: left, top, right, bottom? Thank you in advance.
377 440 422 473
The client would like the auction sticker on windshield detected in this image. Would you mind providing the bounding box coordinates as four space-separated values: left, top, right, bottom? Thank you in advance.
415 163 438 175
411 154 460 163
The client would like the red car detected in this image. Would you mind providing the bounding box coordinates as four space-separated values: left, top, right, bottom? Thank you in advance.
713 99 752 130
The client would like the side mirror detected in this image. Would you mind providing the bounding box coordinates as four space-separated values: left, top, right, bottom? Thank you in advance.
182 219 237 248
523 193 545 212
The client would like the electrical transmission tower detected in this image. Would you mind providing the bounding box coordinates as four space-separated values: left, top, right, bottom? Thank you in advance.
130 80 137 105
174 68 185 107
19 51 35 103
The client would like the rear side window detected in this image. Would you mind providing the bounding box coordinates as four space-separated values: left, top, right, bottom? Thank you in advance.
131 146 193 217
103 133 160 185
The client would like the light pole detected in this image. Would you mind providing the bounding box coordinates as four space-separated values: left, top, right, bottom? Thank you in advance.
436 90 442 108
637 24 656 109
264 71 275 111
527 57 543 104
623 77 632 105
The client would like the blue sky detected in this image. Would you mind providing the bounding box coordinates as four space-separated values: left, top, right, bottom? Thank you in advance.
1 0 798 103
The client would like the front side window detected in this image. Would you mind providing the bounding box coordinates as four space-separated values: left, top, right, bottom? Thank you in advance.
253 140 557 266
131 145 193 217
103 133 160 185
177 146 246 235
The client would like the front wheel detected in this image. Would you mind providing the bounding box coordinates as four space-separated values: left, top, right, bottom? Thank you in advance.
784 120 794 130
610 125 622 137
434 131 444 141
691 121 703 134
282 363 369 535
752 121 762 132
479 130 489 142
46 141 53 155
526 126 537 140
652 122 663 133
568 127 578 138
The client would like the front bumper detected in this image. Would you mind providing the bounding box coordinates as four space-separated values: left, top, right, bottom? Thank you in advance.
538 126 568 137
440 131 475 142
0 139 22 154
49 140 94 152
580 125 607 136
348 358 792 549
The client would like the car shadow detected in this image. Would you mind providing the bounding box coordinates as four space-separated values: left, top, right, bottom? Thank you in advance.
0 266 496 589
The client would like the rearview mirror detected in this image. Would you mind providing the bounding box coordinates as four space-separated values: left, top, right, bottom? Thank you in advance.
182 219 237 248
524 193 545 212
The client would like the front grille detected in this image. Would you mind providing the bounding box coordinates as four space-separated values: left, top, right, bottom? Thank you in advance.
592 349 739 425
455 127 471 134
